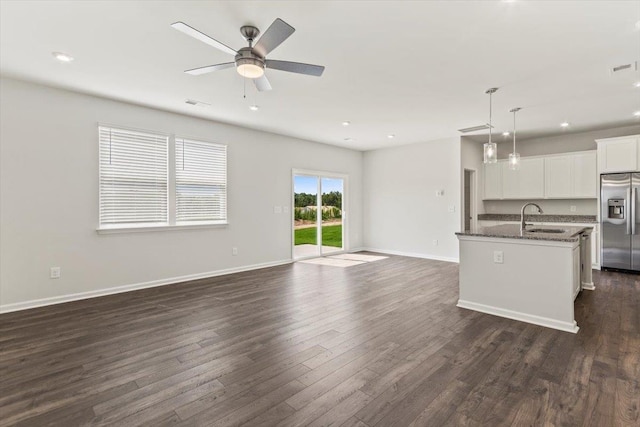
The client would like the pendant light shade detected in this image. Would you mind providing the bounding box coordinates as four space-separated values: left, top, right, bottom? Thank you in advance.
483 88 498 164
508 107 521 170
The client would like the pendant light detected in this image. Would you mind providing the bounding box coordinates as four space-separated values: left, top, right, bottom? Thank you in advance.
483 88 498 164
508 107 521 170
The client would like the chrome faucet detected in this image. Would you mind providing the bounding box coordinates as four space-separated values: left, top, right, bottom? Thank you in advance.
521 202 544 233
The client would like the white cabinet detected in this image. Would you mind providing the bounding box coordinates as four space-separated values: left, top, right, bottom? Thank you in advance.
501 158 545 199
540 222 599 268
572 152 597 198
483 162 502 200
544 152 597 199
545 156 572 198
572 245 581 300
483 151 596 200
596 135 640 173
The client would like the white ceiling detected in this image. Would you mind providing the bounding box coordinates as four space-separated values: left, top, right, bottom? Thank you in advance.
1 1 639 150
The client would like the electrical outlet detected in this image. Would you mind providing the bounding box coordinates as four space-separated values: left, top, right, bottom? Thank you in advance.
273 206 282 214
433 239 438 246
232 247 238 256
493 251 504 264
448 205 456 213
436 190 444 197
570 205 577 212
50 267 61 279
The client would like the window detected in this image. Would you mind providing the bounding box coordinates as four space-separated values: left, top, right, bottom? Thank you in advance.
175 138 227 224
99 126 168 227
98 126 227 231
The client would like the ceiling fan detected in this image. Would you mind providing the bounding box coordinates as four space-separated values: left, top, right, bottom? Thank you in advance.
171 18 325 91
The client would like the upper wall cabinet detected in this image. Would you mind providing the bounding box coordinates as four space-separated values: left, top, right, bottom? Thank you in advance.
596 135 640 173
545 152 597 199
502 157 545 199
484 151 597 200
484 162 502 200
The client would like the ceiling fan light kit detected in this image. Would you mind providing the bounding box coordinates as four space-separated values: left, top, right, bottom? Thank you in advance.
172 18 325 92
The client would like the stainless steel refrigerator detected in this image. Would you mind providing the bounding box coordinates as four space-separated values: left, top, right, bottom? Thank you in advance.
601 173 640 271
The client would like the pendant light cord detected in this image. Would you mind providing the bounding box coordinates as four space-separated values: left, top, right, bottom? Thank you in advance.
513 110 516 154
488 91 493 144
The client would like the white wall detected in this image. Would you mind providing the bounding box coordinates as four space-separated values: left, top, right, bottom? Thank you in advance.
483 199 597 215
0 78 363 310
362 138 461 262
460 136 486 225
496 124 640 157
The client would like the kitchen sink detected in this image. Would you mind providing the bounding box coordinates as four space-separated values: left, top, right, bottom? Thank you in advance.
526 228 566 234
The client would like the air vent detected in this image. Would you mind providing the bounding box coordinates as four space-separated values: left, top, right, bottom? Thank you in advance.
185 99 211 107
458 124 493 133
611 61 638 74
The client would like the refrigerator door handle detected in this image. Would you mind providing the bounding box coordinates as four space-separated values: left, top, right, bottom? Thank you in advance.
627 188 632 235
633 187 637 235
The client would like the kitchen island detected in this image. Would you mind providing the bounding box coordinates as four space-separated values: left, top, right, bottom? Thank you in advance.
455 224 593 333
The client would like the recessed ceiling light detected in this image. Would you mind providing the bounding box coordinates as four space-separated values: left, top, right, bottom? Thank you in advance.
560 122 570 128
634 111 640 117
387 134 395 139
52 51 74 62
342 121 350 127
634 82 640 88
249 105 259 111
502 131 510 136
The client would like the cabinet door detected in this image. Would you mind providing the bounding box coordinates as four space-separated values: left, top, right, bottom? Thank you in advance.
518 158 545 198
545 156 572 198
501 162 519 198
573 152 597 198
599 137 638 173
591 224 599 268
572 245 581 300
483 162 502 199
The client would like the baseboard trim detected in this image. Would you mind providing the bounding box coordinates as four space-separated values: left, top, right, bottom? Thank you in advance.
582 282 596 291
0 259 293 314
358 247 459 264
456 299 579 334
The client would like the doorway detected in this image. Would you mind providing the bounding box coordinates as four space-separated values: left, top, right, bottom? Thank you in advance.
293 172 346 259
463 169 476 232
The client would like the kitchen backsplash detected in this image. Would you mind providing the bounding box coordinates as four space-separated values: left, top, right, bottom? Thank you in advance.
483 199 597 215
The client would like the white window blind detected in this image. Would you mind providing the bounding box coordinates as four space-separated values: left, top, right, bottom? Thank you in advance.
99 126 168 227
175 137 227 223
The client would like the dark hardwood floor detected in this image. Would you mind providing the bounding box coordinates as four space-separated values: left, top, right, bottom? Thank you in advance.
0 253 638 426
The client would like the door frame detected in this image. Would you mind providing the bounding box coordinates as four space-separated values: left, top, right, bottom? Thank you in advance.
292 169 349 260
462 168 478 232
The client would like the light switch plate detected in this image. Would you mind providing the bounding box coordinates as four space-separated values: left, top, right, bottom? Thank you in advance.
493 251 504 264
274 206 282 214
50 267 61 279
448 205 456 213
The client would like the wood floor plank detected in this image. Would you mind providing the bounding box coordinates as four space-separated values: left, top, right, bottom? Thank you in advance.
0 255 636 426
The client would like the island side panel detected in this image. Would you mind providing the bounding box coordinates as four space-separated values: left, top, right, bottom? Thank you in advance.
457 236 579 333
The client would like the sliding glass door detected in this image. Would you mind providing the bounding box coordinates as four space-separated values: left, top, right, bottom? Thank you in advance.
293 172 345 259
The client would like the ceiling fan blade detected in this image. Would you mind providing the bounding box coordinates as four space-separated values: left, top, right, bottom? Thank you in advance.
253 74 272 92
185 62 235 75
253 18 295 57
171 22 237 56
266 60 325 77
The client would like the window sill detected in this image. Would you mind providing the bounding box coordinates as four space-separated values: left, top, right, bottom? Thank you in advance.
97 222 229 234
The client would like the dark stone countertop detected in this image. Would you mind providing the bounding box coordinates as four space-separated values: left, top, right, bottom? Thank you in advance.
477 214 597 223
456 224 593 242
